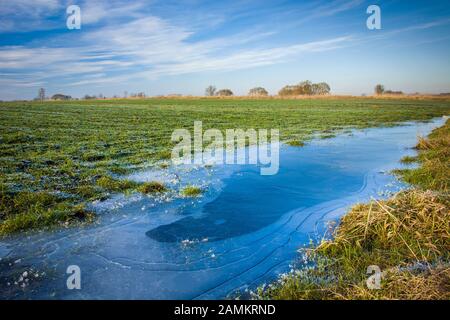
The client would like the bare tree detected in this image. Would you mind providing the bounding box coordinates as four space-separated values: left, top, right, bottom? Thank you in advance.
320 82 331 95
248 87 268 96
278 85 299 96
279 81 330 96
216 89 233 96
205 85 216 97
38 88 45 102
312 82 331 95
298 80 313 95
374 84 385 95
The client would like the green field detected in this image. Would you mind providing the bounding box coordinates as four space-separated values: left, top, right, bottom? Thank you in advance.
1 98 449 235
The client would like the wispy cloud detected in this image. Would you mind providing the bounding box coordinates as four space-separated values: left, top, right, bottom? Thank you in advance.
306 0 364 20
79 1 146 25
388 17 450 34
0 0 147 32
0 9 355 89
0 0 449 98
68 35 354 86
0 0 64 32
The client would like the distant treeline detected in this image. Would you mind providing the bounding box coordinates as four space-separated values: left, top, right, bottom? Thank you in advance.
204 81 331 97
278 81 331 96
30 82 450 101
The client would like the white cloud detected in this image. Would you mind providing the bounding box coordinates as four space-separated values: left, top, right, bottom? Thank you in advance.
0 0 60 16
81 1 145 24
1 0 447 96
0 0 148 32
0 0 64 32
0 9 355 90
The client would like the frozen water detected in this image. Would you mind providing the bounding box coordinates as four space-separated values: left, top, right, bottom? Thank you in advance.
0 118 446 299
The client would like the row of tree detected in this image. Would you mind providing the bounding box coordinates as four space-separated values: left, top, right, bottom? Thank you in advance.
205 81 331 97
205 86 235 97
35 88 72 101
278 81 331 96
35 88 149 101
35 84 411 101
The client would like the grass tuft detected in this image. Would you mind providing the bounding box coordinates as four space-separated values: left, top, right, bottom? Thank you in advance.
396 121 449 191
181 185 202 197
400 155 417 164
138 181 167 194
96 176 138 192
286 140 305 147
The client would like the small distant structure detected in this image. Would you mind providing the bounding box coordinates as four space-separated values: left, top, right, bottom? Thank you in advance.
384 90 404 95
51 94 72 100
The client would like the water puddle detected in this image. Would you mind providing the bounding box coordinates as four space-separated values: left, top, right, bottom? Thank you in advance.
0 118 445 299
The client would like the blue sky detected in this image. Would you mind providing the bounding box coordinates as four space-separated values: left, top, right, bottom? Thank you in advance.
0 0 450 100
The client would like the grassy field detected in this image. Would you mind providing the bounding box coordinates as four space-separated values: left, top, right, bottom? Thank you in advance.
1 97 449 235
258 119 449 300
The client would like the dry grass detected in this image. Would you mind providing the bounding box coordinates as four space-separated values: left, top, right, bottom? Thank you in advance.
321 190 449 266
396 120 449 191
257 190 449 300
259 120 450 300
343 263 450 300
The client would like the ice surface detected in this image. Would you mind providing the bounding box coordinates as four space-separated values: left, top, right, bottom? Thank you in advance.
0 118 446 299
